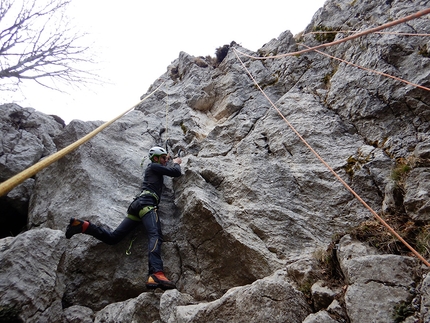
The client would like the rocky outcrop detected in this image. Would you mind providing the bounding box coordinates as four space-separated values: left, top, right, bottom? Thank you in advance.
1 0 430 322
0 103 64 238
337 235 420 323
0 229 66 322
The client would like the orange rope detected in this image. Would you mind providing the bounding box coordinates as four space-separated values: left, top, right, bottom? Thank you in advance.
233 47 430 267
305 31 430 37
300 44 430 92
235 7 430 60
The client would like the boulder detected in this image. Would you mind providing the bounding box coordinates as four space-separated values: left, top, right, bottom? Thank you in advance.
337 235 420 323
93 292 161 323
170 270 311 323
311 280 340 311
0 103 64 238
0 228 66 323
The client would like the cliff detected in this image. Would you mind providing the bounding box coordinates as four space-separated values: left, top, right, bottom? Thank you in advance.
1 0 430 322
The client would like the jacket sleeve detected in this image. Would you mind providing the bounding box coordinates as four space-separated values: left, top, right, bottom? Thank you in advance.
151 163 182 177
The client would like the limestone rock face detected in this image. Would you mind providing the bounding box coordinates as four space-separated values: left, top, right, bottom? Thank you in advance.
1 0 430 322
0 103 64 238
0 103 64 181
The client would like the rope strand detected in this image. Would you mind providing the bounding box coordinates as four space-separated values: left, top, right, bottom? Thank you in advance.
235 7 430 60
233 47 430 267
300 44 430 92
304 31 430 37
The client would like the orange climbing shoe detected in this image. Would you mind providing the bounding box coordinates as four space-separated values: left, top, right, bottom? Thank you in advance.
65 218 89 239
146 272 176 290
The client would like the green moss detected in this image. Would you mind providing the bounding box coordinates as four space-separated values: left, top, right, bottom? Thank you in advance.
391 163 411 181
180 122 188 134
313 25 339 43
391 165 411 181
393 302 414 322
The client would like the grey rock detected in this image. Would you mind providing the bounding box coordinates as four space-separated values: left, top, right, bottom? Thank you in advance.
0 104 64 237
0 228 66 323
338 236 418 286
159 289 197 323
311 280 340 311
337 236 420 323
1 0 430 322
404 168 430 221
414 141 430 160
421 273 430 323
286 257 321 288
172 270 311 323
94 292 161 323
303 310 339 323
327 299 347 319
341 254 418 286
336 234 378 269
345 282 413 323
63 305 94 323
0 103 63 181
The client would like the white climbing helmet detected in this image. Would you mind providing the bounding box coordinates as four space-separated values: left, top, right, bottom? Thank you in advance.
149 146 167 161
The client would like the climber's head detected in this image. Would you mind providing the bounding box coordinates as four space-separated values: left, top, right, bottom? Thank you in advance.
149 146 168 164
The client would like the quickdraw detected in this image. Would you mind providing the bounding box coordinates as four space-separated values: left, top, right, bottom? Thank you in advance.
125 235 137 256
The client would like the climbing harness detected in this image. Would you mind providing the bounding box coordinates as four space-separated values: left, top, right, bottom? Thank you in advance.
139 190 159 204
139 205 155 217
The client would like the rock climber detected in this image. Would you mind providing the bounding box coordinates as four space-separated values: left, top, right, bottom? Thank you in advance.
65 146 182 290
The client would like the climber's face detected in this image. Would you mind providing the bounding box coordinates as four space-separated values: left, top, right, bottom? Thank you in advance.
158 154 168 166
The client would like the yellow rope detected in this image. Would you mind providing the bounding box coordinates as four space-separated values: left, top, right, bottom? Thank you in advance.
0 81 165 197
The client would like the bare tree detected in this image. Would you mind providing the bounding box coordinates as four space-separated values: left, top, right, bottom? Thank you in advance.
0 0 100 92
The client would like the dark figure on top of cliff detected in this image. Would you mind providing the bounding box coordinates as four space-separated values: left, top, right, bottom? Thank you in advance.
65 146 182 290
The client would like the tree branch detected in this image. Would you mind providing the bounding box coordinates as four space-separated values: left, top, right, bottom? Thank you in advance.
0 0 102 92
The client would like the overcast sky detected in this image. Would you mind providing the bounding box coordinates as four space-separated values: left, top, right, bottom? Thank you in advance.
4 0 326 124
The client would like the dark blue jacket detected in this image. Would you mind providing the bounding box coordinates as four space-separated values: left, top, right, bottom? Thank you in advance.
140 161 182 204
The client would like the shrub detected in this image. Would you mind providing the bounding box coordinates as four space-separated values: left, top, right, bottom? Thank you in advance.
215 44 229 64
391 158 412 182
